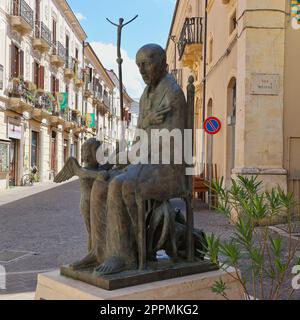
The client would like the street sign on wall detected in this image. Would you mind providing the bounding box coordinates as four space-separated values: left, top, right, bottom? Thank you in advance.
204 117 222 135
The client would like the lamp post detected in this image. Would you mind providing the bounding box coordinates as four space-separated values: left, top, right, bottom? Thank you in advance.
106 15 138 122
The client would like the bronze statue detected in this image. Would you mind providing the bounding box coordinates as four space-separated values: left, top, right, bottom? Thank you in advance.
54 138 109 270
55 44 207 281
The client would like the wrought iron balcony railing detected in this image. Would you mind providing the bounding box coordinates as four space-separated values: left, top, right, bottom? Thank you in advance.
71 110 78 123
12 0 34 28
65 56 74 69
76 68 84 81
178 17 203 60
34 21 51 45
52 41 66 60
103 95 110 108
61 110 72 122
94 91 102 101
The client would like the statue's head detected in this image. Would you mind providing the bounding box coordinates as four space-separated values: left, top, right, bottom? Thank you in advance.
81 138 101 168
136 44 167 88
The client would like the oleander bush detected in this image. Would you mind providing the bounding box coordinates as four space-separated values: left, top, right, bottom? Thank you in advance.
205 176 300 300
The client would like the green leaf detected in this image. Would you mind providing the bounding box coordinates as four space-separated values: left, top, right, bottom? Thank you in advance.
212 279 228 298
204 234 220 265
269 236 283 257
219 240 242 266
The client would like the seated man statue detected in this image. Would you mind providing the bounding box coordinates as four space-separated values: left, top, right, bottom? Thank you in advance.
55 44 201 276
92 43 187 275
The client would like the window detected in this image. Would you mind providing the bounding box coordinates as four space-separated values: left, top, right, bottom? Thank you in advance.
75 92 78 110
208 36 213 64
65 34 70 57
33 62 44 89
35 0 40 22
0 65 3 90
11 45 24 79
229 9 237 35
52 19 57 44
51 75 59 95
31 131 39 168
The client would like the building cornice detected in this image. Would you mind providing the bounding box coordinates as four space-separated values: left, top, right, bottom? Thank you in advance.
84 43 115 90
54 0 87 41
165 0 180 51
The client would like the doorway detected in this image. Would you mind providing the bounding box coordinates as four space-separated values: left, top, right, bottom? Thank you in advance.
9 139 19 186
51 131 57 174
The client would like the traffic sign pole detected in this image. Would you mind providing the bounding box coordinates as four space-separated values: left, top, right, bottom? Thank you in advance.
204 117 222 210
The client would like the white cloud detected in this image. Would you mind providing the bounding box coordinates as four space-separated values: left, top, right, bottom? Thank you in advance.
90 42 145 100
75 12 86 21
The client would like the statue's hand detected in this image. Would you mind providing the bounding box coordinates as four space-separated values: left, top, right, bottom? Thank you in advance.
54 157 79 183
144 104 172 127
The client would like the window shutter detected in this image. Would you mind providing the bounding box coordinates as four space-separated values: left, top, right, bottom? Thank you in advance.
89 67 93 83
19 49 24 78
55 78 59 93
11 45 17 78
33 62 38 87
39 65 45 90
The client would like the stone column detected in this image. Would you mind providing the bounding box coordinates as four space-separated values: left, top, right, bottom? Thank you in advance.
234 0 287 191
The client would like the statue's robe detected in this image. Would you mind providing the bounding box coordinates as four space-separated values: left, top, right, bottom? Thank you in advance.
91 73 188 266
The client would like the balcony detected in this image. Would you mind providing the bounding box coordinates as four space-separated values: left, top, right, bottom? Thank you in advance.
75 68 84 88
61 110 74 129
10 0 34 35
177 17 203 68
84 82 93 98
50 41 65 68
33 21 52 53
93 91 102 106
7 78 35 113
64 57 75 80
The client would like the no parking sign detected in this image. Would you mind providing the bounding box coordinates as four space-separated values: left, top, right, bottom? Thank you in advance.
204 117 222 135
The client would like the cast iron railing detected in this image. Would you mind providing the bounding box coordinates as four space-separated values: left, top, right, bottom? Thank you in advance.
178 17 203 60
52 41 66 60
65 56 74 70
12 0 34 28
35 21 51 45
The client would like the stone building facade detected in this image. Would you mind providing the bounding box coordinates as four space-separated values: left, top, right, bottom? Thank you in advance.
0 0 134 190
166 0 300 206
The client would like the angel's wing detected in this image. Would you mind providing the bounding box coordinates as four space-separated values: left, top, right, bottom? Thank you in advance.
54 157 80 183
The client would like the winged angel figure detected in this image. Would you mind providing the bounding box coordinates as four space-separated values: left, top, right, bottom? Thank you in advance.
54 138 109 269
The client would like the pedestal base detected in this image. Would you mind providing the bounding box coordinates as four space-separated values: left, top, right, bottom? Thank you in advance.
35 268 244 300
61 260 218 290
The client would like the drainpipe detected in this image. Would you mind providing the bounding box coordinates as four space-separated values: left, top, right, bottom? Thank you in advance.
200 0 208 169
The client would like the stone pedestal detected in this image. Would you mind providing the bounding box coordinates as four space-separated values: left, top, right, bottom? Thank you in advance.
35 268 244 300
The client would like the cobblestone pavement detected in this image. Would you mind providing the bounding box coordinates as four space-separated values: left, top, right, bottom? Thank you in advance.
0 180 86 295
0 182 299 300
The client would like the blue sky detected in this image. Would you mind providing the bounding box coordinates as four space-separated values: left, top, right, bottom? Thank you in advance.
68 0 176 99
